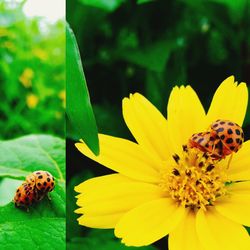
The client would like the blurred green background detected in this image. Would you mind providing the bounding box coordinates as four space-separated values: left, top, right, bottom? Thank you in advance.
67 0 250 249
0 0 65 139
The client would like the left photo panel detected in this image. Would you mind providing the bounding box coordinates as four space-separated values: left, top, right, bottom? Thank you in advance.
0 0 65 249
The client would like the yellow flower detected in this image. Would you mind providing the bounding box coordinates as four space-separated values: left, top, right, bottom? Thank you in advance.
32 48 48 61
3 41 16 52
19 68 34 88
58 90 66 108
0 27 10 37
26 93 39 109
75 76 250 250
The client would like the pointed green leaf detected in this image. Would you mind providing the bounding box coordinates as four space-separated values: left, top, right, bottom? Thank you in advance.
66 23 99 155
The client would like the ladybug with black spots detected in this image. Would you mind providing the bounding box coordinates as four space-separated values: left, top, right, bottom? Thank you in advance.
26 170 55 194
13 182 37 210
14 170 55 210
189 119 244 160
210 119 244 154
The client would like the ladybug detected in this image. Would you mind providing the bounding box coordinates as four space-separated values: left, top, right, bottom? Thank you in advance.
14 170 55 210
26 170 55 200
25 173 36 188
189 131 224 159
26 170 55 193
189 119 244 159
14 182 37 209
210 119 244 154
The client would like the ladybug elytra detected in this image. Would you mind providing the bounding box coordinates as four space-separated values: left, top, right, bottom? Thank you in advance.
14 170 55 210
189 119 244 160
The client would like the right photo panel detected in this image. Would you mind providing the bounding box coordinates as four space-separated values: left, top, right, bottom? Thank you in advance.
66 1 250 250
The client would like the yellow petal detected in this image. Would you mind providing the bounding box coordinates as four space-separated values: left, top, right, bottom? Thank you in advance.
167 85 206 154
75 174 130 193
206 76 248 126
215 193 250 227
226 181 250 195
196 207 250 250
75 174 163 215
122 93 173 160
226 140 250 181
75 134 161 183
77 213 123 229
169 210 205 250
115 198 186 246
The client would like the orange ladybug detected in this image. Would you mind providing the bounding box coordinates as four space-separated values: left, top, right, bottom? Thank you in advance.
14 170 55 210
189 119 244 160
13 182 37 209
26 171 55 192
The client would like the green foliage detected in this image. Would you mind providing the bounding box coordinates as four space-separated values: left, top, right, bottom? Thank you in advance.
0 135 65 250
210 0 248 22
137 0 154 5
79 0 125 12
0 178 23 206
0 204 65 250
0 2 65 139
244 87 250 127
67 0 250 133
119 40 177 72
66 23 99 155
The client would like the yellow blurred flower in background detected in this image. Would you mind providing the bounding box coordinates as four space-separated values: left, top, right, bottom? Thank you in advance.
58 90 66 108
32 48 48 61
2 41 16 52
55 111 63 120
26 93 39 109
19 68 34 88
0 27 10 37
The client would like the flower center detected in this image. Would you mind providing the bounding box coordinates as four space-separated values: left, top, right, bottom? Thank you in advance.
160 146 228 211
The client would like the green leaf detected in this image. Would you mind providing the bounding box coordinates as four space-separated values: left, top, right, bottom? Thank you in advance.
66 23 99 155
0 135 65 249
210 0 248 22
79 0 124 12
0 135 65 181
0 178 23 206
137 0 154 4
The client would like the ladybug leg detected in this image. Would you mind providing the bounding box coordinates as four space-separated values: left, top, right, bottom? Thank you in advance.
221 140 231 152
211 140 216 154
210 138 222 159
220 140 234 168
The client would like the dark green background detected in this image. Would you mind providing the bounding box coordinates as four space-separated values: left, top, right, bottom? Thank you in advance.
67 0 250 249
